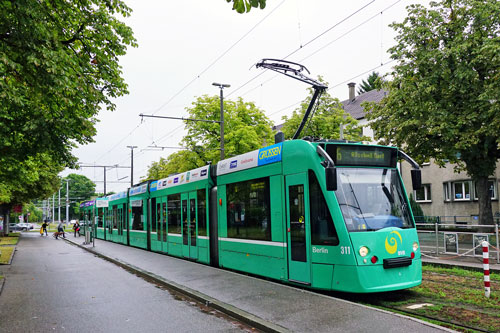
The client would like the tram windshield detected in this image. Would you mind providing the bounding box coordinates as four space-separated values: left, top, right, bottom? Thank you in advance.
335 168 413 232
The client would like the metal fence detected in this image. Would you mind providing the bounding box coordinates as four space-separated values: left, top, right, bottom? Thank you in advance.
416 221 500 264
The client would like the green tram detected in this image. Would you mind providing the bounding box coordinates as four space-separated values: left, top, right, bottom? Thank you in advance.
82 139 422 293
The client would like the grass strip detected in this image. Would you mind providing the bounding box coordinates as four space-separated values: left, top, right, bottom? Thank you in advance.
0 246 14 264
0 237 19 246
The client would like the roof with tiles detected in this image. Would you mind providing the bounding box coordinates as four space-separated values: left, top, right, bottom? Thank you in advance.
340 88 388 120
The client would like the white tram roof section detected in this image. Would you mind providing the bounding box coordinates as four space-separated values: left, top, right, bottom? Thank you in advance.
129 183 148 197
154 165 210 191
107 191 127 202
216 142 283 176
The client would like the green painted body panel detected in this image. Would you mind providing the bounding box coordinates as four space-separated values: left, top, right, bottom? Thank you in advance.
96 228 105 239
220 249 286 280
129 231 147 249
332 260 422 293
312 263 334 290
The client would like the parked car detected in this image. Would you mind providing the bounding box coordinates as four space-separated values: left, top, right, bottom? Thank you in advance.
16 223 33 231
9 223 22 232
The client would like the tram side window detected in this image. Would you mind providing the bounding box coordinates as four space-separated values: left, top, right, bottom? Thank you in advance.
131 200 144 230
113 206 118 229
226 177 271 241
162 202 167 241
198 189 207 236
309 171 339 246
97 208 104 228
151 198 157 233
167 194 181 234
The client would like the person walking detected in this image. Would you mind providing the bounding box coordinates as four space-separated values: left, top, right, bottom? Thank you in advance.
73 221 80 237
56 221 66 239
41 220 48 236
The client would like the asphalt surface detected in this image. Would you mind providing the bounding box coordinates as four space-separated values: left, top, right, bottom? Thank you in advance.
0 233 249 332
60 235 453 332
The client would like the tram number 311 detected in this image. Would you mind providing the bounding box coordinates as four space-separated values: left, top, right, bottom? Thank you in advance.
340 246 351 255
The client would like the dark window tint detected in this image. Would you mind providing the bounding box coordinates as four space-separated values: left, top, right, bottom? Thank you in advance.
151 198 157 233
227 178 271 241
97 208 104 228
198 189 207 236
131 201 144 231
309 171 339 246
168 194 181 234
289 184 306 262
162 202 167 241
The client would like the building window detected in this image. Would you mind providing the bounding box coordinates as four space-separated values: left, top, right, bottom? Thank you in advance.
415 184 431 202
443 183 451 202
474 180 497 200
453 181 471 201
226 177 271 241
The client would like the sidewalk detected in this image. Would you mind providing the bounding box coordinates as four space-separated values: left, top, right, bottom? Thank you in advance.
66 237 452 333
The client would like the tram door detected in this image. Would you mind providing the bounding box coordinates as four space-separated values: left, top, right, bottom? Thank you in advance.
286 173 311 285
158 197 168 253
181 192 198 260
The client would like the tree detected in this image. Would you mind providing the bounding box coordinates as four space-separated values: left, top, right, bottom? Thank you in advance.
60 174 96 219
280 80 367 141
226 0 266 13
365 0 500 226
146 151 205 180
181 95 274 163
357 71 381 95
0 1 137 206
144 95 274 180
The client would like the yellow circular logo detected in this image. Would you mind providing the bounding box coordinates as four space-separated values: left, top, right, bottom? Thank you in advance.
385 231 402 254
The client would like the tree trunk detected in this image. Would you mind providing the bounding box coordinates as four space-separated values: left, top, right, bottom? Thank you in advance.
476 177 494 232
0 204 10 236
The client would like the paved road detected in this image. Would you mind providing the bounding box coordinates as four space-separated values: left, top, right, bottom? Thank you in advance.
0 233 248 332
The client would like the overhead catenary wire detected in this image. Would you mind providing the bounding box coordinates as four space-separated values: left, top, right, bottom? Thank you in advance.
228 0 378 98
87 1 286 168
234 0 402 100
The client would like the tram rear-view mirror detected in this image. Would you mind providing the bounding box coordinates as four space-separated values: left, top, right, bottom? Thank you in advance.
326 166 337 191
411 169 422 190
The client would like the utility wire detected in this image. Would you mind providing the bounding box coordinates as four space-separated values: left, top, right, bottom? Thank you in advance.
88 0 286 169
228 0 377 97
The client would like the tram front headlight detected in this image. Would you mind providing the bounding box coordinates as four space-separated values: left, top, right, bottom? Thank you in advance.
359 246 369 257
413 242 419 252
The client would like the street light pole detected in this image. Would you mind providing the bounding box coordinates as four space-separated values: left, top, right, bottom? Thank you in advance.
58 188 61 223
64 179 70 226
212 82 230 160
127 146 138 187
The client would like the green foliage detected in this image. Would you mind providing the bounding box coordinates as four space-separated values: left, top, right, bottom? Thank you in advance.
357 71 381 95
145 95 274 180
61 174 96 217
146 151 205 180
280 79 367 141
409 194 424 218
226 0 266 13
365 0 500 224
0 0 137 206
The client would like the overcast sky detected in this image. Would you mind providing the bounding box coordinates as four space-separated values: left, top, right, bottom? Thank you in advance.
60 0 431 194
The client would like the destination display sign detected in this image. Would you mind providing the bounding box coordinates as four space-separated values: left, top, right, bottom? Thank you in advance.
217 143 282 175
327 144 397 167
96 197 109 208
